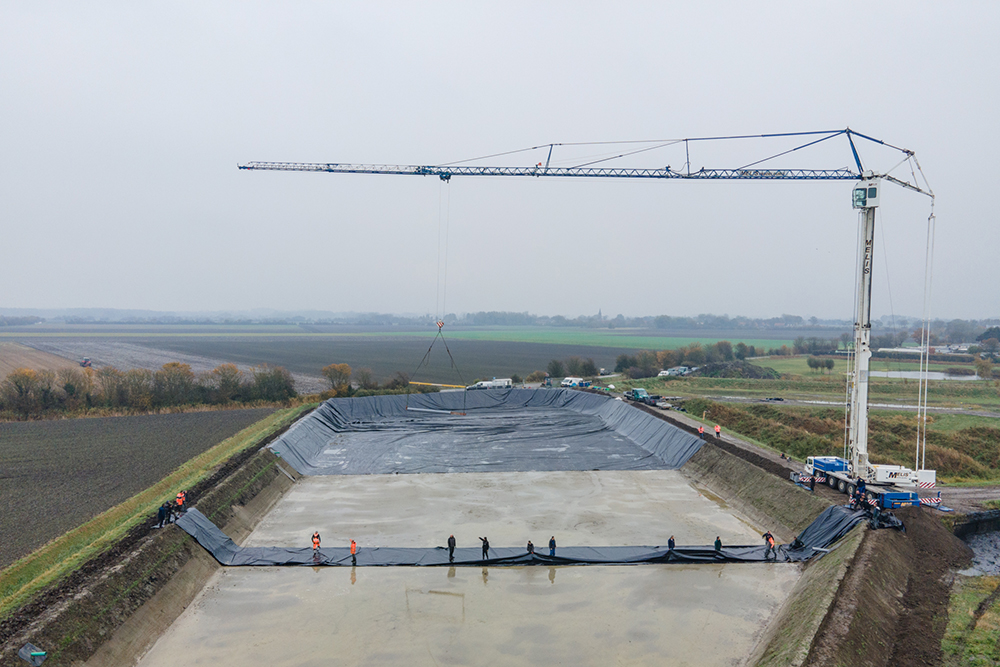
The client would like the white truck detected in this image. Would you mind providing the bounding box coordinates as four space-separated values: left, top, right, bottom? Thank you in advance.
466 378 513 390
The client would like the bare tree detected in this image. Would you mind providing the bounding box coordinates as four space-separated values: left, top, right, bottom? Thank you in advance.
354 367 378 390
321 363 352 392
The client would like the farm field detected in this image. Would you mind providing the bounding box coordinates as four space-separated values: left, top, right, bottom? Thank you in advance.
616 371 1000 410
22 336 638 387
0 341 79 377
754 355 976 375
0 322 828 346
0 408 275 568
4 324 813 389
394 327 795 351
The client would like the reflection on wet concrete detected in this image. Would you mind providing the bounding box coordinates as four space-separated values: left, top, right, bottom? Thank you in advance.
138 564 798 667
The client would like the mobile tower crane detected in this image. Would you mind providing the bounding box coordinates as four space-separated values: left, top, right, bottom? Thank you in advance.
239 128 937 507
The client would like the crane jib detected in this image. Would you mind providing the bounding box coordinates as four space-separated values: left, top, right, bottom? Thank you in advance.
238 162 860 181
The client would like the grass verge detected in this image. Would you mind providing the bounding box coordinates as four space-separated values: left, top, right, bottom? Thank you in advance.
604 372 1000 410
753 527 865 667
0 404 313 620
943 575 1000 666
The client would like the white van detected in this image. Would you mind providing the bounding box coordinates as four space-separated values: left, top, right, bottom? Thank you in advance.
561 377 584 387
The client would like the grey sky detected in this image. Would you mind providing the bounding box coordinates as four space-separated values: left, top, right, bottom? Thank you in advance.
2 2 996 320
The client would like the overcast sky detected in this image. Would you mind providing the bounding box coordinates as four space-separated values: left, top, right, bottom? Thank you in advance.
2 2 996 320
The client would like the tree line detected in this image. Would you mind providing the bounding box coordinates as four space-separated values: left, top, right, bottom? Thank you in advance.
319 363 437 397
0 363 296 419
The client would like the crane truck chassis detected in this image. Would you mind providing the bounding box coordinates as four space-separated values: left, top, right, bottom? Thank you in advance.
795 456 937 509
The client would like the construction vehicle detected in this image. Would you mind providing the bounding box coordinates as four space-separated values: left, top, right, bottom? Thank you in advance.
798 177 937 509
622 387 649 401
79 357 92 368
239 129 938 508
467 378 513 390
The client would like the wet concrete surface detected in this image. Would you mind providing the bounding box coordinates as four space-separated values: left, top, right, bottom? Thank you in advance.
245 470 766 549
137 471 800 666
138 564 797 666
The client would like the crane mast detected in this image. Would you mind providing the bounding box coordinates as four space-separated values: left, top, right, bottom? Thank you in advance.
848 176 879 480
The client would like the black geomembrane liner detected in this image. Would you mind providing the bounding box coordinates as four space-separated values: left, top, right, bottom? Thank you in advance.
177 505 867 566
269 388 703 475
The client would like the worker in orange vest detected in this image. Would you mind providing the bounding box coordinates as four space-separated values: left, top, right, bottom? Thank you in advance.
350 539 357 565
312 531 321 550
763 531 776 560
714 424 722 438
698 426 705 439
175 490 186 513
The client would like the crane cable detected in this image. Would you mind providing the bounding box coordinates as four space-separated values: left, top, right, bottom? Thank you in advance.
916 199 936 471
404 181 467 415
910 155 936 472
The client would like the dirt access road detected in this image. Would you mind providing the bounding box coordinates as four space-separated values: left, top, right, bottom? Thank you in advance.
0 341 80 378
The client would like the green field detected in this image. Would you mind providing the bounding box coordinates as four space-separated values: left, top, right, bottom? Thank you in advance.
8 326 794 387
1 325 792 352
401 328 794 351
755 355 976 375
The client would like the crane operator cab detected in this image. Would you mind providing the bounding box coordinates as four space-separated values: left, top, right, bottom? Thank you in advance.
853 175 880 209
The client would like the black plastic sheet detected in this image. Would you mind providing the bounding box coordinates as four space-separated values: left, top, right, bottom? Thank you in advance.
269 389 704 475
177 505 867 567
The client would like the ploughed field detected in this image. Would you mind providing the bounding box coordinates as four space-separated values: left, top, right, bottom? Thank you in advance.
0 341 79 378
24 336 637 387
0 408 275 568
9 323 803 387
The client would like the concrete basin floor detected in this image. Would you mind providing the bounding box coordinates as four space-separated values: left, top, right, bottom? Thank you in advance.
138 470 800 666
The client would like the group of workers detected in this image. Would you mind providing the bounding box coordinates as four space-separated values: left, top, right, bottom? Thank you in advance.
305 532 781 562
311 532 358 564
465 535 557 561
697 425 723 439
155 490 189 529
715 532 777 559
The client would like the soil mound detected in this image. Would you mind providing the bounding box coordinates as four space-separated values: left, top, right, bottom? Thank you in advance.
806 506 972 667
692 361 780 379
